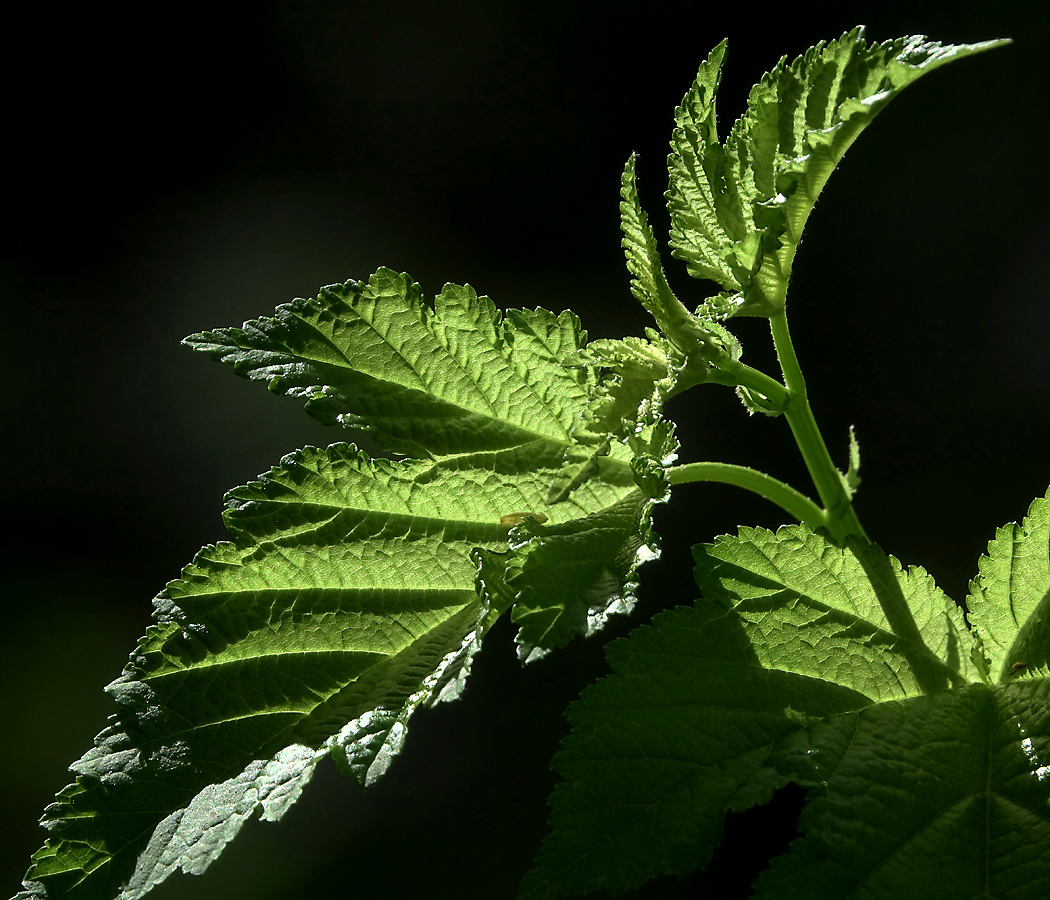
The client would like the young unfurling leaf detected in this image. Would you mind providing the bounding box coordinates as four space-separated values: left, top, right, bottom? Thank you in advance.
666 28 1007 316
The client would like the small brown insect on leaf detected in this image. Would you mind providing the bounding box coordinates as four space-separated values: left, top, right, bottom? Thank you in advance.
499 511 550 528
1010 661 1028 676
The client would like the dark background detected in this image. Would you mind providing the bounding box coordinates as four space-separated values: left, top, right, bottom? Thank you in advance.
2 2 1047 898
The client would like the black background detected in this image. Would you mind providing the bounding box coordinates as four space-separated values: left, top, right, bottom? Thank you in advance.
2 2 1048 898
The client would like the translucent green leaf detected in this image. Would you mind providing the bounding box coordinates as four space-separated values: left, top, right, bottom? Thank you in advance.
222 442 611 549
967 487 1050 682
574 334 681 439
665 40 741 290
19 276 648 900
184 268 590 459
620 154 723 360
693 525 977 700
524 498 1050 898
667 29 1007 316
620 154 681 331
841 424 861 496
482 354 677 665
507 490 661 662
475 418 673 664
629 418 677 502
18 448 499 900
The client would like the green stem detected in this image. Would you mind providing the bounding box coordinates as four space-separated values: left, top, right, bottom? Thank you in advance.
674 349 789 411
769 311 867 541
714 359 789 409
669 462 826 530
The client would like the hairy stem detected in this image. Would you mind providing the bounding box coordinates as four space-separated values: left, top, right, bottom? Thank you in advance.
770 311 867 541
668 462 826 529
673 346 789 410
713 359 789 409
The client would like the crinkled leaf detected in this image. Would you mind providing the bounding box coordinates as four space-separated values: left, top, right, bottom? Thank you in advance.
620 153 683 340
629 419 677 502
967 487 1050 682
518 601 869 899
574 334 681 439
545 435 618 506
490 419 676 663
667 29 1006 316
184 268 591 459
693 524 977 700
19 276 648 900
19 446 510 900
524 506 1050 898
506 490 661 662
621 138 748 371
665 40 740 290
755 679 1050 900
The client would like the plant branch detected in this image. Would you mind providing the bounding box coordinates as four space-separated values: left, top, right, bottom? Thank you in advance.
674 348 790 411
711 358 790 409
769 310 867 541
668 461 826 529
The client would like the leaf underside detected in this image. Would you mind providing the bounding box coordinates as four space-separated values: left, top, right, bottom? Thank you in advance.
522 489 1050 899
18 270 670 900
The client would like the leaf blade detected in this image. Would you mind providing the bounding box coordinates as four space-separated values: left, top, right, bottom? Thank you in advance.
526 488 1050 898
693 525 977 700
183 270 586 458
967 488 1050 682
21 271 649 899
518 602 869 899
666 29 1008 316
664 40 742 290
757 680 1050 900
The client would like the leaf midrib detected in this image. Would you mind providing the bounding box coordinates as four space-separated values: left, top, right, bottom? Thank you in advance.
326 295 576 445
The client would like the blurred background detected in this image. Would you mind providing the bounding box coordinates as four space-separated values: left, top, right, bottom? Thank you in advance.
2 2 1047 897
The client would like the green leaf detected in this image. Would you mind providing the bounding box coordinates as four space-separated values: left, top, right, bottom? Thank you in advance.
619 154 726 360
19 447 501 900
19 275 649 900
693 525 977 699
481 347 678 664
475 419 674 663
524 511 1050 898
620 153 683 337
754 680 1050 900
184 268 591 459
629 418 677 501
667 29 1007 316
967 487 1050 682
841 424 861 496
518 601 869 899
574 334 681 439
665 39 741 291
507 490 661 662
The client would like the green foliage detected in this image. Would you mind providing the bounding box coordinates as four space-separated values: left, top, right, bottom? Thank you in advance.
15 26 1043 900
521 496 1050 897
665 29 1006 316
968 492 1050 682
16 273 661 900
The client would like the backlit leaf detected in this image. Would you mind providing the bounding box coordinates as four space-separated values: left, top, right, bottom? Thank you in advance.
524 499 1050 898
667 29 1006 316
18 275 653 900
